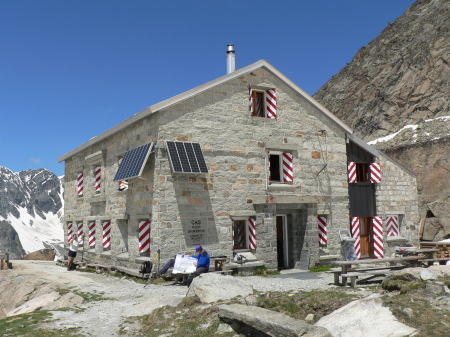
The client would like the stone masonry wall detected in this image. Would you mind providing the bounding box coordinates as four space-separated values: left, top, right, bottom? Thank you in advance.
376 153 420 254
61 67 417 270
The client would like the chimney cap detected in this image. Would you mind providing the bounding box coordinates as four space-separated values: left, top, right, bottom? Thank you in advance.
227 44 235 53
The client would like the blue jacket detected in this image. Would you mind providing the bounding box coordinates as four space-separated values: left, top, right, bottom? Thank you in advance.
194 250 210 269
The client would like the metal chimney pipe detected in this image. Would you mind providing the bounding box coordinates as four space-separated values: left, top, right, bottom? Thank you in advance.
226 44 235 74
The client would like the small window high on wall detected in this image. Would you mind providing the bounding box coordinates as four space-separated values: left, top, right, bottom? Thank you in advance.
249 85 277 119
269 152 293 183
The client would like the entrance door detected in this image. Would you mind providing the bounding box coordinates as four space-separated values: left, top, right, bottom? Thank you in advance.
276 215 288 269
359 217 373 258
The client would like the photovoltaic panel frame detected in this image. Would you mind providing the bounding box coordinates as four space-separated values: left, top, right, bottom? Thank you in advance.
166 141 208 174
113 143 154 181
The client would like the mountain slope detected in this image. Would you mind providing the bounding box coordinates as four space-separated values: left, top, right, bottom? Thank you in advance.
0 166 64 258
313 0 450 240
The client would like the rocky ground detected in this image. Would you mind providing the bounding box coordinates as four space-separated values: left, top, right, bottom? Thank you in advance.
2 260 450 337
0 260 339 336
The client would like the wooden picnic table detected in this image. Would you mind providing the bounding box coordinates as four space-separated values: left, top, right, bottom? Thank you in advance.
396 248 438 258
333 256 424 286
211 257 227 271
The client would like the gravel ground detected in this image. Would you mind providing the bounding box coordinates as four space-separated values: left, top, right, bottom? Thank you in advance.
4 260 346 337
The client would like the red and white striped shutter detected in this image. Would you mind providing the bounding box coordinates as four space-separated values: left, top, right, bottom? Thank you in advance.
348 162 357 183
139 220 151 253
77 173 84 196
102 221 111 248
231 222 235 250
318 216 328 245
282 152 294 182
249 85 253 115
350 217 361 259
77 222 84 245
370 163 381 183
266 88 277 119
372 216 384 259
88 221 96 247
248 218 256 249
95 167 101 192
386 216 399 236
67 222 73 243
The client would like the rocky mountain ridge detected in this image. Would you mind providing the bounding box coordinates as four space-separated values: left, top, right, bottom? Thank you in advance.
0 166 64 258
313 0 450 240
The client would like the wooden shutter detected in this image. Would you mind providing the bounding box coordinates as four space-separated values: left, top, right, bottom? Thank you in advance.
318 216 327 245
248 218 256 249
370 163 381 183
372 216 384 259
350 217 361 259
266 88 277 119
348 162 357 183
282 152 293 182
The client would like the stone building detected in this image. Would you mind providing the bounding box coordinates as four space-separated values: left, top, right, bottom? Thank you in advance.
58 53 419 270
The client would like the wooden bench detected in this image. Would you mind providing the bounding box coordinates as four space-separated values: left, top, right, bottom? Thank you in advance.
419 257 449 266
115 266 144 278
328 265 403 285
341 270 392 287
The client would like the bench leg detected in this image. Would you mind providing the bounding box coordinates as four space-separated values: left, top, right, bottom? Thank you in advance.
342 276 348 287
334 272 341 285
350 276 358 287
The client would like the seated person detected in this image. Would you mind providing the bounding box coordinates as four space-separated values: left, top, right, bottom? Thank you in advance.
187 245 210 286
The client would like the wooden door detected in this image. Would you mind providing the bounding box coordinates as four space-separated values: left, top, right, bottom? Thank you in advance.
359 217 373 258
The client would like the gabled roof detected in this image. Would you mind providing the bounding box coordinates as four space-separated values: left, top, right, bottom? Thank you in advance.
58 60 353 162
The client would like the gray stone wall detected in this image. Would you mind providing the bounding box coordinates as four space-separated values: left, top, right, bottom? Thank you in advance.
376 153 420 250
62 68 418 270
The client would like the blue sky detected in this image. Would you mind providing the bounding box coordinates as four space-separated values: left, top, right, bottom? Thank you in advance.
0 0 415 176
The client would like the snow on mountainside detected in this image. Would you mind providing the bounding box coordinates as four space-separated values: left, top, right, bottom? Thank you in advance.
0 166 64 258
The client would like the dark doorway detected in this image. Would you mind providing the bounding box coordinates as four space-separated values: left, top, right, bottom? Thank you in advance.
276 215 287 269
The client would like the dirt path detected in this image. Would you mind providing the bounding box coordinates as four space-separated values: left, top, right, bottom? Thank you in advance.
3 260 187 337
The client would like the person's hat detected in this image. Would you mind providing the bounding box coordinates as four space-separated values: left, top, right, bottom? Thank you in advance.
195 245 202 252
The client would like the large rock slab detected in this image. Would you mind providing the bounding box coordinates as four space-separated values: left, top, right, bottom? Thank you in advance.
218 304 332 337
7 292 60 317
186 273 253 303
316 294 416 337
123 293 184 317
43 292 84 310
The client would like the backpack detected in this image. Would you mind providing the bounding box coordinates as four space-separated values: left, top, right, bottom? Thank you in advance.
139 261 153 278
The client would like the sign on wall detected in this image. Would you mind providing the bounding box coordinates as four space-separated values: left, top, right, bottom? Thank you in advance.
182 217 207 246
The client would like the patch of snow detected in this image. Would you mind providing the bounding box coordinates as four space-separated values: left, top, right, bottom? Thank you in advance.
0 207 64 254
424 115 450 123
368 125 418 145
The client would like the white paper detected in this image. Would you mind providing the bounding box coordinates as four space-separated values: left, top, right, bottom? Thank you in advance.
172 254 197 274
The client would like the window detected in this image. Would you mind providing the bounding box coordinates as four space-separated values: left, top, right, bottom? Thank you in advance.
356 163 370 182
269 152 293 183
348 162 381 183
249 86 277 119
232 218 256 250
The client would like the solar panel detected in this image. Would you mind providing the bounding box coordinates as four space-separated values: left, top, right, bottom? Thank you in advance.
113 143 154 181
166 141 208 174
